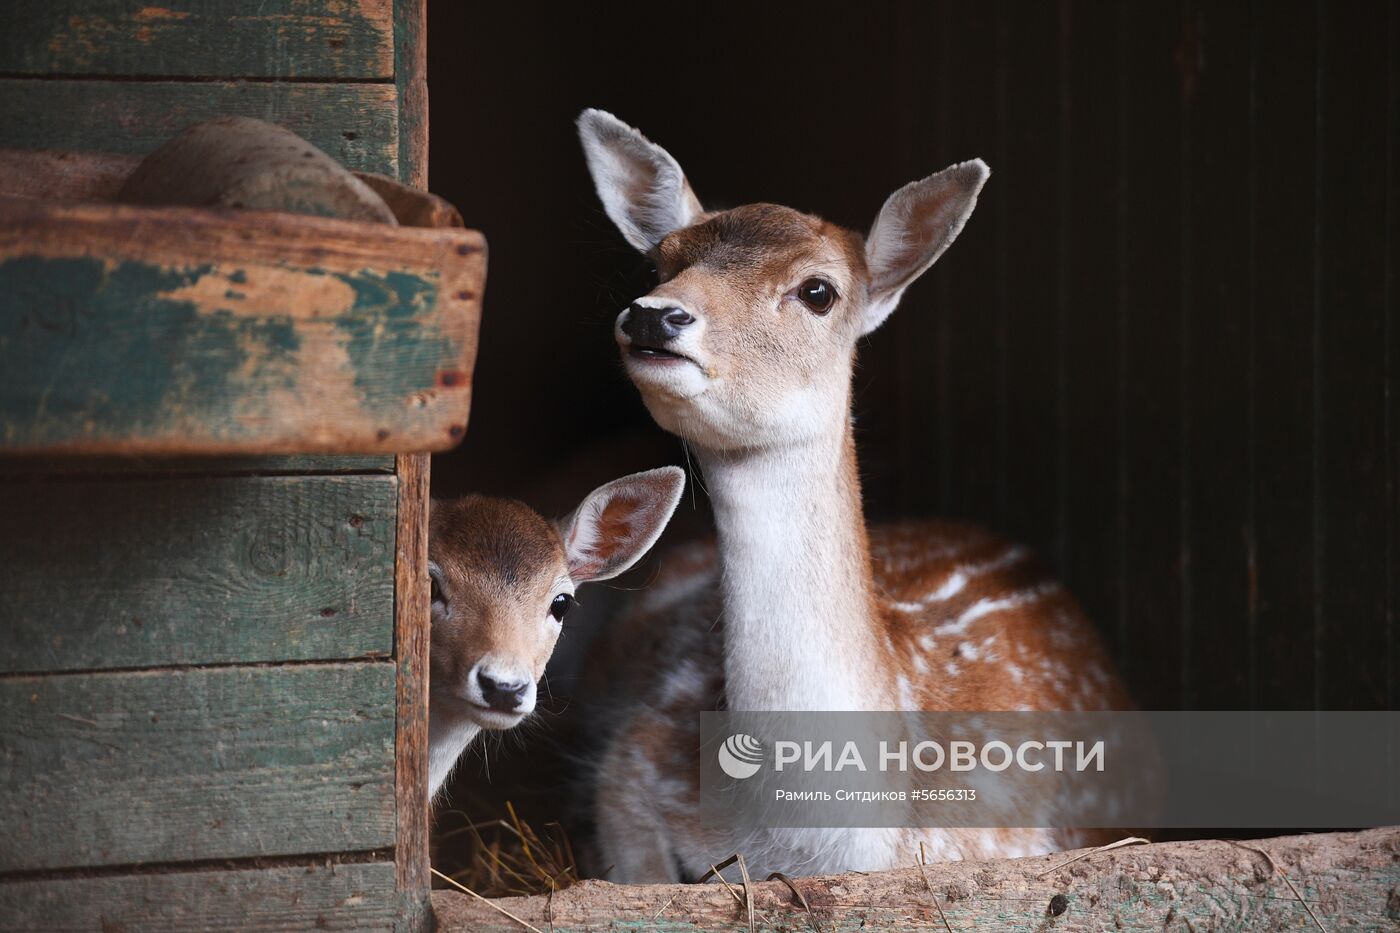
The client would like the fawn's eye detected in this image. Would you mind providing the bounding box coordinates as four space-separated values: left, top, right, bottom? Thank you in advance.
428 564 447 613
550 593 577 622
797 277 836 314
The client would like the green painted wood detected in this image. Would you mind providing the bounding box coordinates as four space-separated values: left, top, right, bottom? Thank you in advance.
0 80 398 175
0 861 399 932
0 455 395 476
0 1 394 80
0 475 395 674
0 197 482 456
0 663 396 872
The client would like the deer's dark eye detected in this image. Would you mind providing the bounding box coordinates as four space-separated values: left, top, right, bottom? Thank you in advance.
550 593 577 622
428 564 447 614
797 277 836 314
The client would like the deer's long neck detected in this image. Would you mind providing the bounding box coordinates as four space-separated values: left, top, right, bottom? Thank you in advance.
698 414 894 711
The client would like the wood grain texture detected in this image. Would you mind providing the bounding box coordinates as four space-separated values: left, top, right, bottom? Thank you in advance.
0 861 399 932
0 0 393 80
0 454 394 475
393 454 431 931
0 196 482 455
394 0 428 190
0 475 395 674
433 828 1400 932
0 80 398 175
0 663 396 872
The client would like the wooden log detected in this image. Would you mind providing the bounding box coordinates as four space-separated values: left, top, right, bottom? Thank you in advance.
0 475 395 674
0 0 394 80
116 117 396 224
0 196 482 455
432 828 1400 931
0 861 400 932
0 663 396 872
0 80 398 175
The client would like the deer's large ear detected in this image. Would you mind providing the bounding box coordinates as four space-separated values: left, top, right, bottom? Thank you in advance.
862 159 990 335
561 467 685 583
577 109 703 252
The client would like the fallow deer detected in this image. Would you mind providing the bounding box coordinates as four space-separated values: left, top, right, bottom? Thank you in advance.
577 110 1131 880
427 467 685 797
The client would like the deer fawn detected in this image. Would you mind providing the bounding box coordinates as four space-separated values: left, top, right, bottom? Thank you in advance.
577 110 1131 880
427 467 685 797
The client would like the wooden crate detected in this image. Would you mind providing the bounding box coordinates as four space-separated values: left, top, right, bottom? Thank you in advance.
0 2 448 930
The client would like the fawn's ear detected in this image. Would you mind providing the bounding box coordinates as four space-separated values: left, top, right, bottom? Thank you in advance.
577 108 703 252
862 159 990 335
561 467 685 583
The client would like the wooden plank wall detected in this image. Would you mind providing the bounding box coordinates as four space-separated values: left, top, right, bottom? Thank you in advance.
0 2 432 929
871 0 1397 713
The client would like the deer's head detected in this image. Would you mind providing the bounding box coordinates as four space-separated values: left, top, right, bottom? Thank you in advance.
427 468 684 730
579 109 989 452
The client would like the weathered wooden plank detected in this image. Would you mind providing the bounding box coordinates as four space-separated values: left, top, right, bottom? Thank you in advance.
0 663 396 871
1059 0 1123 658
0 475 395 673
1253 3 1319 711
0 197 482 455
1183 0 1253 708
394 454 431 930
0 454 394 475
1120 3 1186 709
0 861 399 932
1317 0 1392 710
0 80 398 175
938 0 999 527
395 0 428 189
0 1 394 80
998 1 1062 575
434 828 1400 932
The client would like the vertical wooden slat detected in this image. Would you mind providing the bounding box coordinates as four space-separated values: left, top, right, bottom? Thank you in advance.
1316 0 1391 710
1182 0 1253 708
1121 2 1186 709
1252 1 1319 711
394 453 430 930
394 2 431 929
1060 0 1123 656
1388 1 1400 715
1000 0 1062 574
941 1 1000 527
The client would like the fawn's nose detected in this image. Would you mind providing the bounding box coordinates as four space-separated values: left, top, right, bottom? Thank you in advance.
476 671 530 712
621 303 695 345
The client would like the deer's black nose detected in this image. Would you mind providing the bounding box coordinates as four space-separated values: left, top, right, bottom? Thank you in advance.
477 671 529 711
622 303 694 345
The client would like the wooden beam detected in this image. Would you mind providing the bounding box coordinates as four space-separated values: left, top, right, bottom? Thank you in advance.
393 454 431 932
433 828 1400 931
0 861 401 931
0 80 398 175
0 0 394 80
0 663 397 872
0 196 482 455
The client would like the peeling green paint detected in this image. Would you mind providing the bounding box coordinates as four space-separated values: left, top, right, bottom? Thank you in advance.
0 253 460 450
332 269 451 403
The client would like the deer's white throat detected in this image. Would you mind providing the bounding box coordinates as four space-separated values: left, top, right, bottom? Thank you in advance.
698 422 894 712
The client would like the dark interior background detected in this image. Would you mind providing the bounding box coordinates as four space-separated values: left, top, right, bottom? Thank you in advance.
424 0 1397 879
427 0 1396 727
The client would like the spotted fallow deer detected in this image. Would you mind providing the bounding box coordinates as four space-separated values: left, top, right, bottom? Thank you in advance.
427 467 685 798
576 110 1131 881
